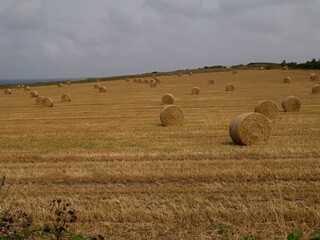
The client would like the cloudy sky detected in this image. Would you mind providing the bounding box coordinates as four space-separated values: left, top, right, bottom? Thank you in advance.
0 0 319 79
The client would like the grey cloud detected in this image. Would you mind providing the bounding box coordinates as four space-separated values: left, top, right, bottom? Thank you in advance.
3 0 46 30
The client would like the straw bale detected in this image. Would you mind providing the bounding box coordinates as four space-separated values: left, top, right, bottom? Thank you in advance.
99 86 107 93
254 100 278 119
191 87 200 95
36 96 44 105
41 97 54 107
310 73 318 81
283 77 291 83
150 80 157 87
162 94 175 105
312 85 320 94
208 79 214 84
226 83 234 91
4 89 12 95
61 94 71 102
281 96 301 112
229 112 272 145
160 105 184 126
29 91 39 98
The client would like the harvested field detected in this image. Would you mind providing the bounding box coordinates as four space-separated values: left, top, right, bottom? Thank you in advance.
0 70 319 239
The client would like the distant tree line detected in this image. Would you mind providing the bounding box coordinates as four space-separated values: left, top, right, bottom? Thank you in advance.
283 58 320 69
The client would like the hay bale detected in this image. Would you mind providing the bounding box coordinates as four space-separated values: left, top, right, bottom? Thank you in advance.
177 72 182 77
229 112 272 145
99 86 107 93
16 85 21 89
29 91 39 98
232 70 237 74
208 79 214 84
41 97 54 107
189 72 193 75
226 83 234 91
36 96 44 105
24 86 31 91
160 105 184 126
138 79 143 83
61 94 71 102
150 80 157 87
133 79 138 83
254 100 278 119
4 89 12 95
162 94 175 105
21 84 24 88
94 83 100 89
283 66 288 70
125 78 130 82
312 84 320 94
310 73 318 81
283 77 291 83
144 79 149 83
191 87 200 95
155 77 161 83
281 96 301 112
260 67 264 70
67 81 72 86
57 83 63 87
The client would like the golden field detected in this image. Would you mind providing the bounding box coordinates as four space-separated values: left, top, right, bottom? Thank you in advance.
0 69 320 239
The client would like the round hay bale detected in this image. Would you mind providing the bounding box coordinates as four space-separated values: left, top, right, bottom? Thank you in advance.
29 91 39 98
281 96 301 112
125 78 130 82
283 77 291 83
191 87 200 95
41 97 54 107
4 89 12 95
21 84 24 88
189 72 193 75
61 94 71 102
260 67 264 70
16 84 21 89
24 86 31 91
57 83 63 87
138 79 143 83
144 79 149 83
155 77 161 83
232 70 237 74
283 66 288 70
312 84 320 94
177 72 182 77
208 79 214 84
229 112 272 145
133 79 138 83
36 96 44 105
162 94 175 105
160 105 184 126
150 80 157 87
226 83 234 91
310 73 318 81
94 83 100 89
99 86 107 93
254 100 278 119
67 81 72 86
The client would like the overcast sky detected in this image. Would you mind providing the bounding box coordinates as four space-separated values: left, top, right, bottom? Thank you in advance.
0 0 319 79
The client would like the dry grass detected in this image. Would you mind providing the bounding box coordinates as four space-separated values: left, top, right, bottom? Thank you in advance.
0 70 320 239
